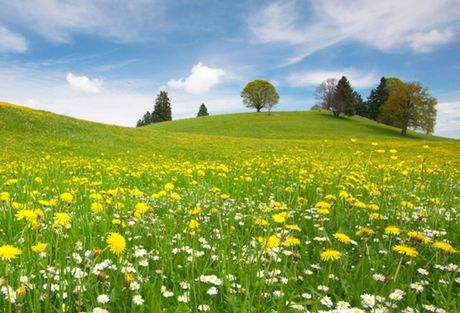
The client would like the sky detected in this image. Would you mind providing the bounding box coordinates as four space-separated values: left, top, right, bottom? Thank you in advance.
0 0 459 138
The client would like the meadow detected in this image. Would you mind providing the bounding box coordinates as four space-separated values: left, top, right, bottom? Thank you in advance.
0 102 459 312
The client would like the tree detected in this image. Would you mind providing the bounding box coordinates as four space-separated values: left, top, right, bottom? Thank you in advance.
367 77 388 120
241 80 279 113
151 91 172 123
354 91 368 118
315 78 337 110
331 76 356 117
378 81 437 135
197 103 209 117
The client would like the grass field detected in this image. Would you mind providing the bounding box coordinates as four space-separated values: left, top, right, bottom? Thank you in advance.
0 101 459 312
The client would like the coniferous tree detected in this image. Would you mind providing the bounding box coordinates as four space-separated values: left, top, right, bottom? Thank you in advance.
197 103 209 117
152 91 172 123
331 76 356 117
354 92 368 118
367 77 388 120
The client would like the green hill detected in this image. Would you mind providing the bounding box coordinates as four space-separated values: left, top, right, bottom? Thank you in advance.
0 101 458 160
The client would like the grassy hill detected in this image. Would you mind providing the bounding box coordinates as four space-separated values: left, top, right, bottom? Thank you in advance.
1 101 458 160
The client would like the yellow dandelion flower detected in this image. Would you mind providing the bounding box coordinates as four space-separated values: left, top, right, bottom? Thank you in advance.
315 201 331 210
91 202 104 213
220 193 230 200
0 245 22 261
407 231 430 243
106 232 126 256
164 183 175 191
54 212 71 227
284 236 301 248
333 232 351 244
432 241 457 254
0 192 10 202
170 192 181 201
320 249 342 262
272 212 287 224
258 235 281 252
188 219 200 230
356 227 374 237
385 226 400 235
393 244 418 258
59 192 74 203
134 202 150 214
31 243 47 253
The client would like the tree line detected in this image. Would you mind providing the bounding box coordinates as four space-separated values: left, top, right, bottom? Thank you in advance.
314 76 437 135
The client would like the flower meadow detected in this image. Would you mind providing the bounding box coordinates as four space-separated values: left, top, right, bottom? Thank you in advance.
0 141 459 313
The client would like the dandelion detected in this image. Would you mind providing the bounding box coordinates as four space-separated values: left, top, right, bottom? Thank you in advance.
106 232 126 256
188 219 200 230
333 232 351 244
59 192 74 203
385 226 400 235
31 243 47 253
54 212 71 228
432 241 457 254
356 227 374 237
284 236 300 248
0 245 21 261
164 183 174 191
272 212 287 224
320 249 342 262
393 244 419 258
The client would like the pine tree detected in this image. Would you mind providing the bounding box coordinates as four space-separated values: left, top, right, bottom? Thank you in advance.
354 91 368 118
197 103 209 117
152 91 172 123
367 77 388 120
332 76 356 117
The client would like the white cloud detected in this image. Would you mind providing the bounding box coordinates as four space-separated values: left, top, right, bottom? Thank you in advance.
167 62 226 95
250 0 460 64
0 26 27 52
66 72 102 94
287 69 377 88
435 101 460 139
0 1 165 43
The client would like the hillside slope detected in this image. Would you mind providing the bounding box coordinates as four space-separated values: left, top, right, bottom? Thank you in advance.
1 102 458 159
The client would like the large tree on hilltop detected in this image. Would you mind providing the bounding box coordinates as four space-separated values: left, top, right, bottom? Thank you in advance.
378 81 437 135
331 76 356 117
197 103 209 117
241 80 279 113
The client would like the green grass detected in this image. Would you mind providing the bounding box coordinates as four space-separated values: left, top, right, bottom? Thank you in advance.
0 101 459 313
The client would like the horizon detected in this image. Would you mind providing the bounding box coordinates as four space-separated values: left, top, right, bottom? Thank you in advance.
1 1 459 138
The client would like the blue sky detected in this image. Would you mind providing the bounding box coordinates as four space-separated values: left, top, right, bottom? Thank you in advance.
0 0 459 138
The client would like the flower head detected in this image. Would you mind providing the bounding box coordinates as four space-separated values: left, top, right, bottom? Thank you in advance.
393 244 419 258
106 232 126 256
0 245 21 261
320 249 342 262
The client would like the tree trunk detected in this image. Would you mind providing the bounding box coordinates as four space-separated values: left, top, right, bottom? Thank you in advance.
333 111 340 117
256 108 261 112
401 127 407 136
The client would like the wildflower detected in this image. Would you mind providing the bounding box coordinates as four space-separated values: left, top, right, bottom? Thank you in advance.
272 212 287 224
206 286 218 296
320 249 342 262
393 244 419 258
258 235 280 252
372 274 385 282
0 192 9 202
97 294 110 304
432 241 457 254
254 218 268 226
133 294 144 305
333 232 351 244
407 231 429 243
361 294 376 308
315 201 331 210
106 232 126 256
92 308 108 313
54 212 71 228
170 192 181 201
320 295 333 307
410 282 424 293
31 243 47 253
220 193 230 200
59 192 74 203
356 227 374 237
284 236 300 248
198 304 211 311
385 226 400 236
164 183 174 191
91 202 104 213
188 219 200 230
285 224 301 232
0 245 22 261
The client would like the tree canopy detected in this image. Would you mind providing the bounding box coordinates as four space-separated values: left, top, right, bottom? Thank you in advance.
378 81 437 135
241 80 279 113
197 103 209 117
136 91 172 127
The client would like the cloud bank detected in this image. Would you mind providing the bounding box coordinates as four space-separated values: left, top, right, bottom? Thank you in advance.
66 73 102 94
167 62 226 95
287 69 377 88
